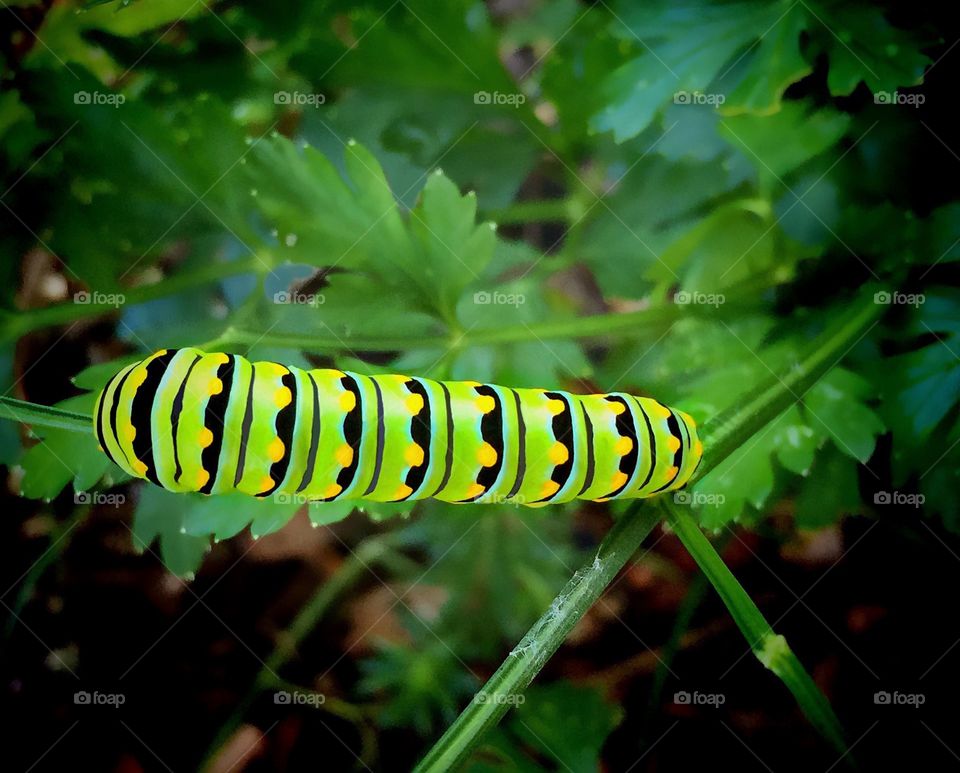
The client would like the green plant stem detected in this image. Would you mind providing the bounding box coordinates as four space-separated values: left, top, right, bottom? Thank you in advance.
416 295 881 771
662 500 848 756
200 536 393 772
413 503 661 773
220 302 725 354
0 396 92 433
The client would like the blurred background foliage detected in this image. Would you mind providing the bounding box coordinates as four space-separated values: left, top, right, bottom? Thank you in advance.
1 0 959 770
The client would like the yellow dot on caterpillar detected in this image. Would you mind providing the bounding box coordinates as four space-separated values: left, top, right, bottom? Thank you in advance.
133 460 148 476
196 468 210 488
613 436 633 455
270 362 288 376
324 483 342 498
693 439 703 457
153 349 169 357
339 390 356 412
462 380 482 387
390 374 410 383
477 442 498 467
611 471 629 489
404 443 425 467
405 393 425 415
258 475 274 493
124 424 136 442
475 395 495 414
465 482 486 499
652 402 672 419
213 352 229 364
131 369 148 388
198 427 214 448
335 443 354 467
546 399 565 416
666 435 681 453
608 400 625 415
663 466 679 483
394 484 413 500
540 480 560 498
273 386 292 408
548 441 569 465
207 378 223 396
268 436 285 462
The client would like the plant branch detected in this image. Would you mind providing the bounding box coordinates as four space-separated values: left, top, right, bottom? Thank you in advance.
415 295 882 771
0 396 92 433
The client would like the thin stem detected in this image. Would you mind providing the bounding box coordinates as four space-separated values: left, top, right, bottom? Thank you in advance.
663 501 848 756
416 295 881 771
413 504 661 773
0 396 92 433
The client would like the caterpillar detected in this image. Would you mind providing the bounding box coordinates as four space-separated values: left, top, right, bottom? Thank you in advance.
93 348 703 507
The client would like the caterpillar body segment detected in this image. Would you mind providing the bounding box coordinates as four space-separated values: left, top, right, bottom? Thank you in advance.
94 349 703 507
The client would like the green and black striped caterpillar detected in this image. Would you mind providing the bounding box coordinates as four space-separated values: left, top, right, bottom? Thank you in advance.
93 349 703 507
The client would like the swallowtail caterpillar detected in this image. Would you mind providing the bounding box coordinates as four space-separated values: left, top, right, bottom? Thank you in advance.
94 349 703 507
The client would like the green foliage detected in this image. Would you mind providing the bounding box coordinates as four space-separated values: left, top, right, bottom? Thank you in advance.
1 0 955 767
466 682 623 772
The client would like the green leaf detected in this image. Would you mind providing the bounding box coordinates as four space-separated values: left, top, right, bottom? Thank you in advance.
719 101 851 181
501 682 622 772
132 486 211 578
808 3 932 97
18 393 110 500
803 369 885 464
796 448 861 529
